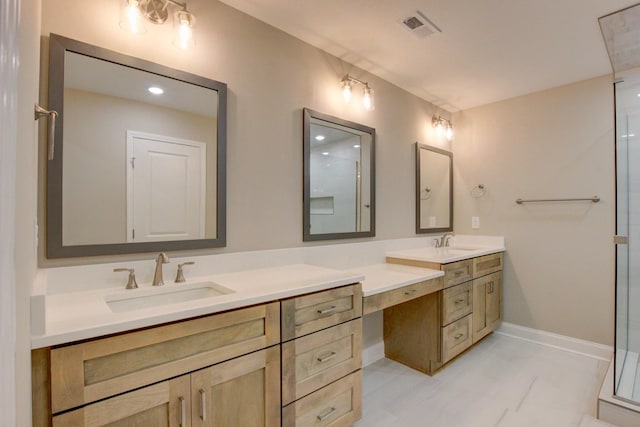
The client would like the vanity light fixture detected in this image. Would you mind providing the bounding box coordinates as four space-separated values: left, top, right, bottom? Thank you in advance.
432 115 454 141
119 0 196 49
340 74 375 111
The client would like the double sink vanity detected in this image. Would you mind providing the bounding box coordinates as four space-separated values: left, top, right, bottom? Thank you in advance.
31 237 504 426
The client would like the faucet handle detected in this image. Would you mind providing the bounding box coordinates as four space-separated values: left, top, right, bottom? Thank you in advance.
175 262 195 283
433 238 441 248
444 235 453 247
114 268 138 289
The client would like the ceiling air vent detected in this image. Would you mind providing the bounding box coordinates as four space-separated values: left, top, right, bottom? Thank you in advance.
400 10 441 38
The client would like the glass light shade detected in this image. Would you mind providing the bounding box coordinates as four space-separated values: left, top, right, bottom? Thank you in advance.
342 80 352 103
173 10 196 49
363 86 374 111
445 123 454 141
119 0 147 34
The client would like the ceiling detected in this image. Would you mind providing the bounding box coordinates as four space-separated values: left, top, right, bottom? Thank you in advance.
219 0 638 112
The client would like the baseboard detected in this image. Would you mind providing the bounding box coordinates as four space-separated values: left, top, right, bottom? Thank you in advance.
495 322 613 361
362 341 385 367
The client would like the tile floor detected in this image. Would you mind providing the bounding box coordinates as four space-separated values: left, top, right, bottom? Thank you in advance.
356 333 614 427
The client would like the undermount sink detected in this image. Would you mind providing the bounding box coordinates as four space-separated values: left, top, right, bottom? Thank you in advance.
104 281 234 313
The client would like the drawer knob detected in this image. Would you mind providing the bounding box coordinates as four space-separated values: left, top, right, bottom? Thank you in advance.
454 333 464 340
317 351 337 363
317 305 337 315
317 407 337 422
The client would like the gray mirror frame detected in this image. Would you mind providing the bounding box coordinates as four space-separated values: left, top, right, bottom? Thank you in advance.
415 143 453 234
46 34 227 258
303 108 376 241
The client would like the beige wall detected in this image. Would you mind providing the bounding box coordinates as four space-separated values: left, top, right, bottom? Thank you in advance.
453 75 615 345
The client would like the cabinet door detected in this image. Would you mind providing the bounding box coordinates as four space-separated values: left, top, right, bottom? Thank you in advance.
472 272 502 343
191 346 280 427
52 375 190 427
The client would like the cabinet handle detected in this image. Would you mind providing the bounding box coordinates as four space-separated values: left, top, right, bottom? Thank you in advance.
317 407 337 422
317 351 337 363
404 289 418 296
454 333 464 340
488 281 494 294
317 305 337 315
454 298 465 304
454 270 464 277
179 396 186 427
199 388 206 421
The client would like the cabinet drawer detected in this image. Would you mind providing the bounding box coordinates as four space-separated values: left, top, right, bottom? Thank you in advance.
363 277 442 314
282 370 362 427
50 302 280 413
281 284 362 342
442 314 472 363
442 259 473 288
282 319 362 405
441 282 472 326
473 252 503 277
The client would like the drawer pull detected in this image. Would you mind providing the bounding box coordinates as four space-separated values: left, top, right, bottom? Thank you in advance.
317 305 337 315
199 388 206 421
317 351 337 363
454 270 464 277
404 289 418 296
454 298 465 304
454 333 464 340
179 396 186 427
317 407 337 422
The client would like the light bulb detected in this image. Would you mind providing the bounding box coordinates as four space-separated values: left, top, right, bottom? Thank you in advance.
342 80 352 103
119 0 147 34
173 10 196 49
435 121 444 135
445 124 453 141
363 86 374 111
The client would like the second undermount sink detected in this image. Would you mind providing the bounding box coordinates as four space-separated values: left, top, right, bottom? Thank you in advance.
104 281 234 313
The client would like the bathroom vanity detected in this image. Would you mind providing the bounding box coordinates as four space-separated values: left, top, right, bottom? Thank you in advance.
31 265 364 427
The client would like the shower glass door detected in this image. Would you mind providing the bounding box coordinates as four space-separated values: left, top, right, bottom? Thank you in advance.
615 74 640 404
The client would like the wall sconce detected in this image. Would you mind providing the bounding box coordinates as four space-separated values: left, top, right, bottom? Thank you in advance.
341 75 375 111
119 0 196 49
432 115 453 141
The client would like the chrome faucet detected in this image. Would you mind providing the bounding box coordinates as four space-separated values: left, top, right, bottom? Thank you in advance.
152 253 169 286
435 232 454 248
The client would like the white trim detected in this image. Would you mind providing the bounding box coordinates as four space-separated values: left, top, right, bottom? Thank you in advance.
496 322 613 361
362 340 385 367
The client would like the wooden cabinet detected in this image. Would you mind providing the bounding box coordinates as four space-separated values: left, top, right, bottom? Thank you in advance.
362 276 442 315
191 347 281 427
281 284 363 426
33 283 364 427
385 251 503 374
472 271 502 343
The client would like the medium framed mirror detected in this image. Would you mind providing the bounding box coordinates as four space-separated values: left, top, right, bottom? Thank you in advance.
416 143 453 233
303 108 375 241
46 34 227 258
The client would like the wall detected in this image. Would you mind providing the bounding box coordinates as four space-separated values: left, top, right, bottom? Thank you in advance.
453 75 615 345
39 0 451 267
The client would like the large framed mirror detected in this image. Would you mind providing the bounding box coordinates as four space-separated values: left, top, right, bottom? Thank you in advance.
46 34 227 258
416 143 453 233
303 108 375 241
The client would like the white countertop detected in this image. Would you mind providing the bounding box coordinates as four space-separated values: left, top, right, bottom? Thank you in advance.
353 264 444 297
31 264 364 349
386 244 505 264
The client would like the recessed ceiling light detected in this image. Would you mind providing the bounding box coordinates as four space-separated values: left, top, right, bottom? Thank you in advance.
353 144 360 148
322 152 329 156
315 135 325 141
148 86 164 95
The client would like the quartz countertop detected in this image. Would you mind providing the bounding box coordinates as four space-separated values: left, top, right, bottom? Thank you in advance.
31 264 364 349
352 264 444 297
386 239 505 264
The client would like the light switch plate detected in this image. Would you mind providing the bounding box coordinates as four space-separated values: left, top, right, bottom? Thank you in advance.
472 216 480 229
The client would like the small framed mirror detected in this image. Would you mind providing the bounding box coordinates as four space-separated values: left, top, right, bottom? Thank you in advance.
303 108 375 241
416 143 453 233
46 34 227 258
